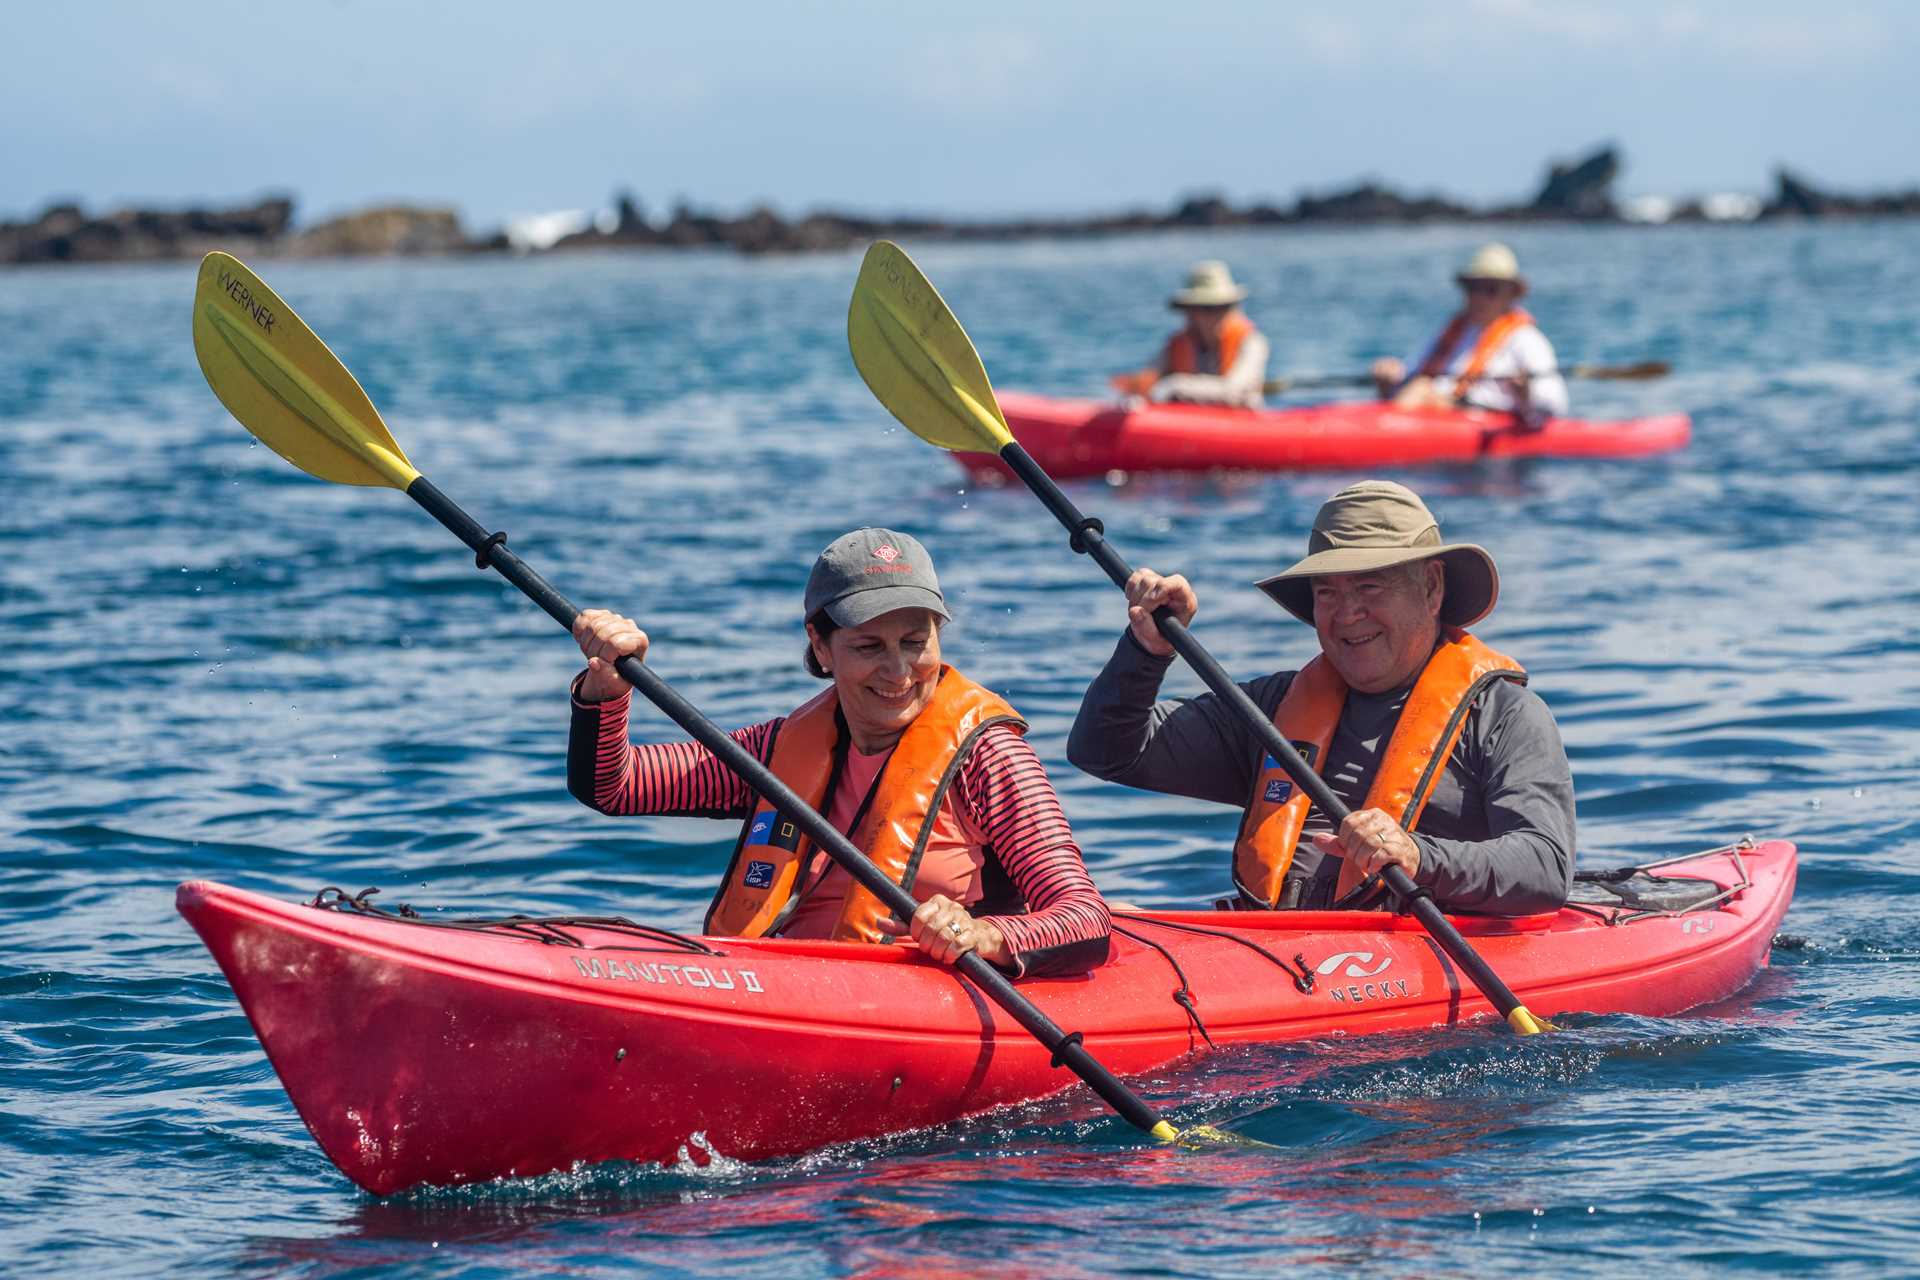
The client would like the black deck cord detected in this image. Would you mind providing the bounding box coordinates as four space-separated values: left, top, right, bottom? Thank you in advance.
1111 921 1216 1050
1116 913 1317 994
309 886 720 955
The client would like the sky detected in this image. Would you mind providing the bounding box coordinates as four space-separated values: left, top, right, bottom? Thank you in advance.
5 0 1918 233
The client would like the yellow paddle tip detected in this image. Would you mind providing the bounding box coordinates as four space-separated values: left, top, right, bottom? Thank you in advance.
1507 1006 1556 1035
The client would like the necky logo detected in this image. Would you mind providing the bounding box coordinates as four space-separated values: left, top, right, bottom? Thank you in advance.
871 544 900 563
1315 950 1392 979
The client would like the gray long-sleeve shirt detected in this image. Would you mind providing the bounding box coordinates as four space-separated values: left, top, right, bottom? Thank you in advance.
1066 633 1576 914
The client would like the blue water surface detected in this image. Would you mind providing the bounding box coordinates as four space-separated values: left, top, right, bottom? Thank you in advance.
3 223 1917 1276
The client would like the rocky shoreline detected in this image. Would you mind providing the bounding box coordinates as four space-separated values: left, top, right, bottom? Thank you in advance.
7 146 1918 267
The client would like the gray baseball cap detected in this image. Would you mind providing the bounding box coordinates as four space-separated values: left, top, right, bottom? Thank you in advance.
804 528 951 628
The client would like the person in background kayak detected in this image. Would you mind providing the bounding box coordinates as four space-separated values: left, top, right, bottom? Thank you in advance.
1067 480 1574 914
568 527 1111 976
1111 261 1270 409
1370 243 1568 427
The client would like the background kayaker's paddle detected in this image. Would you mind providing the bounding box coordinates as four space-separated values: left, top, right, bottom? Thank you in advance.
190 251 1254 1152
1261 360 1670 396
849 240 1553 1038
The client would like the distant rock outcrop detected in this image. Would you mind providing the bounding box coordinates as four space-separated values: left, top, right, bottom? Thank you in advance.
0 196 486 265
291 205 470 257
1526 145 1620 219
1293 181 1474 223
1759 168 1920 218
0 197 294 264
13 144 1920 269
1764 169 1834 217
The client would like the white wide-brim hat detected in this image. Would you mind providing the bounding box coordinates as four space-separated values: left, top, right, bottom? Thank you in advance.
1456 242 1525 288
1168 260 1249 308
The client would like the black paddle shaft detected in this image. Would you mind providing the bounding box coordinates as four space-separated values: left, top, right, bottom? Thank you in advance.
994 444 1533 1022
402 476 1173 1136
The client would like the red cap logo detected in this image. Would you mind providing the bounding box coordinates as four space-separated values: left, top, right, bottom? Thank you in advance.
872 545 900 563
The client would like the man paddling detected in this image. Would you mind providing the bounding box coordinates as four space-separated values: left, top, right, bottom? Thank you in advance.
1067 480 1575 914
1370 243 1568 427
1112 261 1271 409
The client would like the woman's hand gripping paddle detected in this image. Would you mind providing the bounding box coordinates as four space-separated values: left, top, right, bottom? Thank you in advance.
190 251 1245 1151
847 240 1553 1039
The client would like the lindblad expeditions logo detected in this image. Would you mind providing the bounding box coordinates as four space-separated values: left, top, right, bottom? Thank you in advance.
864 542 913 574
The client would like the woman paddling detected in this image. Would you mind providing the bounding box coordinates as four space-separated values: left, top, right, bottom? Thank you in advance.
568 527 1111 976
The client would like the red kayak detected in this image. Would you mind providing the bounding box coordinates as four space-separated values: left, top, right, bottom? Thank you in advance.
178 838 1793 1195
956 392 1691 481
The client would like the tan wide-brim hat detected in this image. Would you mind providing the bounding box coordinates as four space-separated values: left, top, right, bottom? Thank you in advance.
1168 260 1249 308
1456 241 1526 290
1255 480 1500 627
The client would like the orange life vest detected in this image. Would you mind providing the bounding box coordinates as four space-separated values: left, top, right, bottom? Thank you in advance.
704 666 1026 941
1417 309 1534 403
1230 629 1525 908
1164 311 1254 376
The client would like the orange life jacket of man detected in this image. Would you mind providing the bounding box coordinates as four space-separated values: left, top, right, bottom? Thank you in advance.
1231 629 1526 908
1113 311 1257 396
705 666 1026 941
1417 309 1535 403
1165 311 1255 376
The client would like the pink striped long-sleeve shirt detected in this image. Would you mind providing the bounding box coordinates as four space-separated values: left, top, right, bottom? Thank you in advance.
568 683 1111 976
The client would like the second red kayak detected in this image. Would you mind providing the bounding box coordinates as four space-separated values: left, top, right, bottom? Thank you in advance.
956 391 1691 481
179 838 1792 1195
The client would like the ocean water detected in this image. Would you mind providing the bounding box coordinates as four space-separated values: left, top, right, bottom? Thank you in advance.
3 223 1918 1276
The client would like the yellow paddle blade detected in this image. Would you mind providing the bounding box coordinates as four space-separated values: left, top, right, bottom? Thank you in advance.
846 240 1014 454
1152 1120 1278 1151
192 252 419 490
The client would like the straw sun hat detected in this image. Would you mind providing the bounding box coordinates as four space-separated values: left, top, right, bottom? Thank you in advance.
1456 242 1525 287
1255 481 1500 628
1168 261 1249 309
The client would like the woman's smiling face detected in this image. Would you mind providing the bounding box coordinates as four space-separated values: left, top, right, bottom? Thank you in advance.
809 608 944 753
